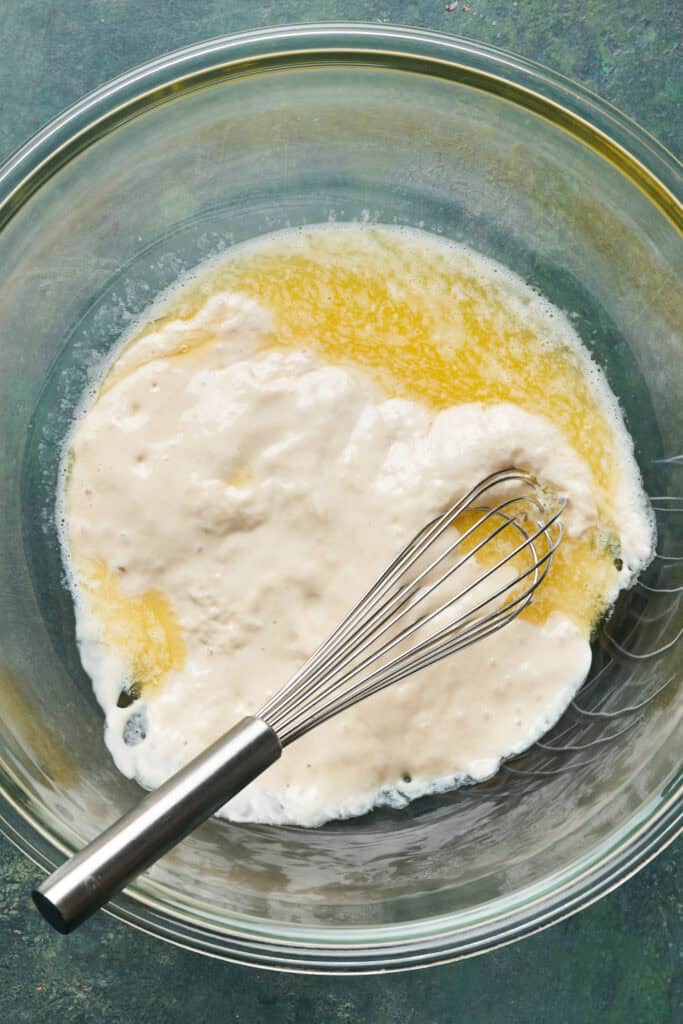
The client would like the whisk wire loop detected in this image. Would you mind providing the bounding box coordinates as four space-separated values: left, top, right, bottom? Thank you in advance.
261 469 564 745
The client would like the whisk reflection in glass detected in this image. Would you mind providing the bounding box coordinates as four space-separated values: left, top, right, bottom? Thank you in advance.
33 468 563 933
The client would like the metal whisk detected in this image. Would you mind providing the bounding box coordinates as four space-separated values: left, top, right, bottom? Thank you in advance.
34 469 563 933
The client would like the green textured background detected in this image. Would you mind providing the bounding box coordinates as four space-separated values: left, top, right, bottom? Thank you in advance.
0 3 681 1022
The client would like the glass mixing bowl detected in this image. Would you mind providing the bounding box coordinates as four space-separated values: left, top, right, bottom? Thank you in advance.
0 25 681 972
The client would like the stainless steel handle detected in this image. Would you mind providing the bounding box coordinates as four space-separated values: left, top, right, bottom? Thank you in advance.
33 716 281 933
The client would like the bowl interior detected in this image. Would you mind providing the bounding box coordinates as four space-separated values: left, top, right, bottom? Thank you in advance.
0 41 681 963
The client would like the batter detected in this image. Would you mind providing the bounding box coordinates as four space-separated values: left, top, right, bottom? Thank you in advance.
61 226 654 826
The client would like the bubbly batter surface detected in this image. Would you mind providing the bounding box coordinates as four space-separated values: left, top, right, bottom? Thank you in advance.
61 226 654 825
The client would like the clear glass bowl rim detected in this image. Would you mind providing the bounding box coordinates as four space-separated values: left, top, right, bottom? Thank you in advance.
0 22 680 973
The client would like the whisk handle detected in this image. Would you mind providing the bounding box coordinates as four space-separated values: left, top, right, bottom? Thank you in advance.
32 716 281 934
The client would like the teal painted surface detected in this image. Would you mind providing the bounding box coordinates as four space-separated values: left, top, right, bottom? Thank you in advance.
1 840 681 1020
0 2 680 1021
1 2 680 160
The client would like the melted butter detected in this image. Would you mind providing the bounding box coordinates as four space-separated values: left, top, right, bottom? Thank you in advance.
150 228 617 493
456 510 616 628
225 464 256 489
122 226 621 637
76 558 186 694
